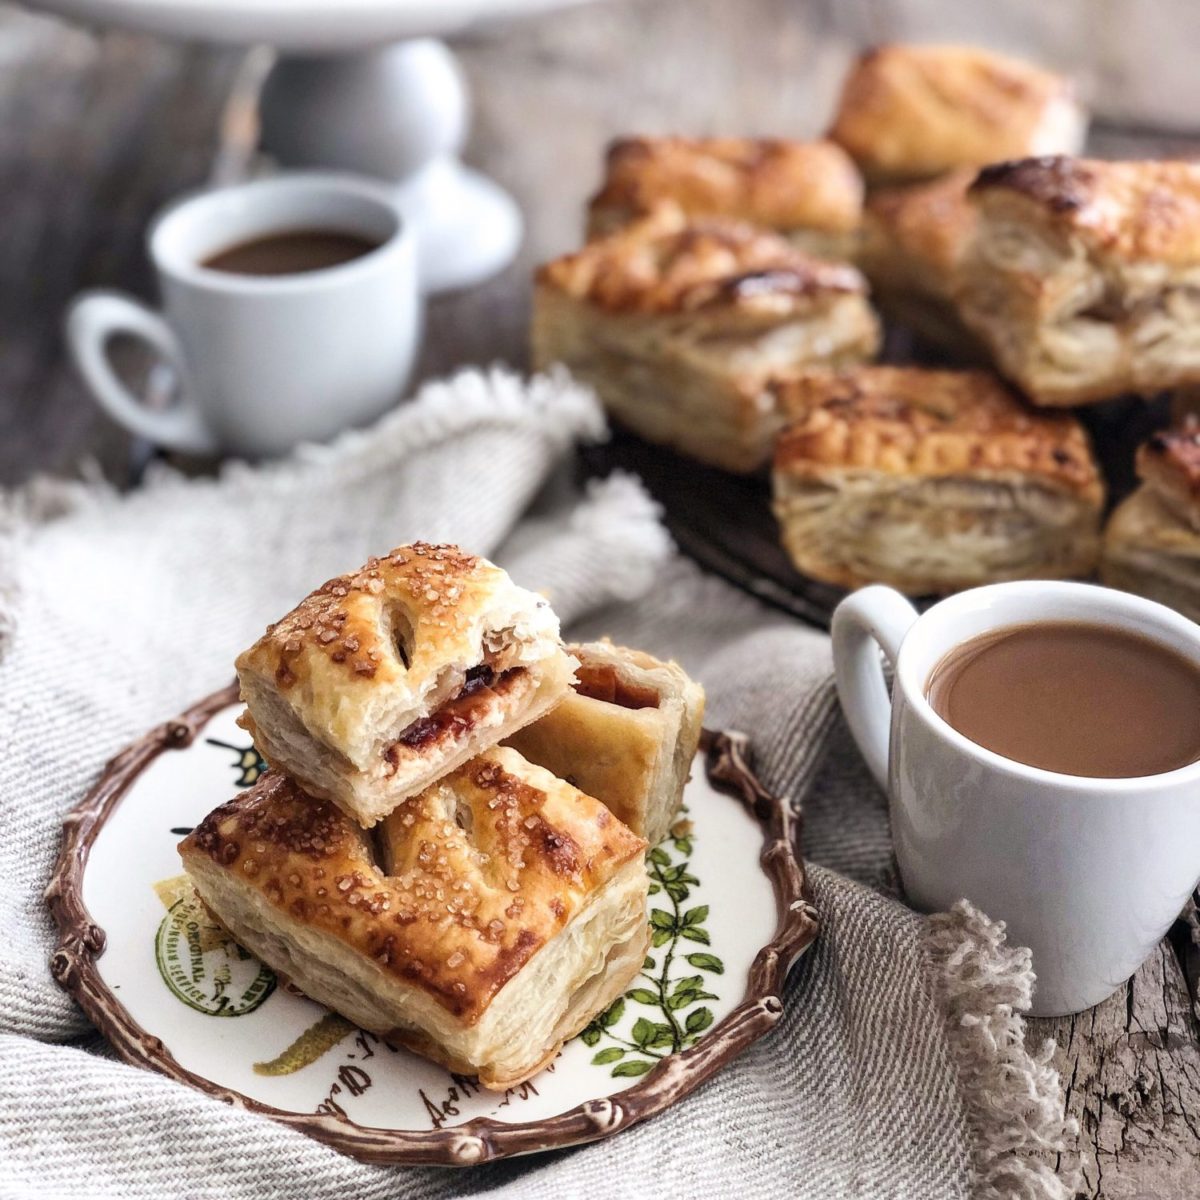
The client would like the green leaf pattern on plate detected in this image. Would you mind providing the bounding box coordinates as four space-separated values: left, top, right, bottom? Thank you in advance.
577 808 724 1079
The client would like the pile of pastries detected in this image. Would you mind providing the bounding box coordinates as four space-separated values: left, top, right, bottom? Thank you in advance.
532 42 1200 617
179 543 704 1088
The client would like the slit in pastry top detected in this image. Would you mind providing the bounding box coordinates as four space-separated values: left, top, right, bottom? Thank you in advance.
234 543 578 827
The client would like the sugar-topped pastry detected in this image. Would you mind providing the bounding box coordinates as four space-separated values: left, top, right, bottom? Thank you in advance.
828 44 1087 186
957 158 1200 406
180 747 649 1089
506 641 705 846
771 366 1104 594
235 543 576 828
587 136 864 261
858 169 984 357
1103 422 1200 622
532 204 881 473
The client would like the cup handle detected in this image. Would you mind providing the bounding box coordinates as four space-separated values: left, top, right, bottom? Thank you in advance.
831 586 921 790
65 291 218 455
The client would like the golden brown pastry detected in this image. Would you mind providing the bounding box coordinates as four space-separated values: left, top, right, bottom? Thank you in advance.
1103 423 1200 621
956 158 1200 406
587 136 864 261
771 366 1104 594
828 44 1087 186
858 169 985 358
235 543 576 828
532 204 881 473
180 748 649 1090
1135 421 1200 531
506 641 705 846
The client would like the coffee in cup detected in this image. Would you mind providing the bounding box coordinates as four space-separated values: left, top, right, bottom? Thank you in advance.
66 172 420 457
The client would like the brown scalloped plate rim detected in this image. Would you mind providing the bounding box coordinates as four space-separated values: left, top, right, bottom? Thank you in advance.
45 682 819 1166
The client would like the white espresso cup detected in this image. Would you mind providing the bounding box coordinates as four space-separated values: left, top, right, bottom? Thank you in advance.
832 581 1200 1017
66 172 420 457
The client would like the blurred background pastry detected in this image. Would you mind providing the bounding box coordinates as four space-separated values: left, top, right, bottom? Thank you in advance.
1103 422 1200 621
955 158 1200 406
586 136 864 262
532 204 880 472
827 44 1088 186
771 366 1104 594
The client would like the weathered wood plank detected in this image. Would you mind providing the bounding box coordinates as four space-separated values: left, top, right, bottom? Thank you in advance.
0 5 240 484
1028 905 1200 1198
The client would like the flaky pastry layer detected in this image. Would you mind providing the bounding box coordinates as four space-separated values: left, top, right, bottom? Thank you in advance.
533 207 880 472
771 367 1103 593
957 158 1200 405
180 749 649 1089
587 136 864 260
1102 485 1200 625
859 170 984 357
1135 420 1200 531
506 640 706 846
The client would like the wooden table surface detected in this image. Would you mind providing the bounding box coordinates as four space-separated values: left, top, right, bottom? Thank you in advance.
1 0 1198 1193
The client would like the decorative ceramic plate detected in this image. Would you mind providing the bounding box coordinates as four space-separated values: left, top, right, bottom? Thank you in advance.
47 685 818 1165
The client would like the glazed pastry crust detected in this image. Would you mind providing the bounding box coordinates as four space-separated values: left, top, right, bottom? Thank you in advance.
236 543 576 827
506 641 706 846
539 204 868 317
533 206 881 472
859 170 984 357
828 44 1086 185
957 158 1200 405
180 749 649 1090
771 367 1104 594
1102 486 1200 624
587 136 864 260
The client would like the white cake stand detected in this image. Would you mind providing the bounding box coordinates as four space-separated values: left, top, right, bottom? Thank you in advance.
25 0 602 292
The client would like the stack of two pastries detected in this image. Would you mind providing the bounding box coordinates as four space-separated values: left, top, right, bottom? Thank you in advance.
180 543 703 1088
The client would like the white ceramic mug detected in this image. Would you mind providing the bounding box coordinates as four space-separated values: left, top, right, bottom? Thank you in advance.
66 172 420 457
832 581 1200 1017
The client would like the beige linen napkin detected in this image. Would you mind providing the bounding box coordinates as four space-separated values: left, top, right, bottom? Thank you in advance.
0 368 1072 1199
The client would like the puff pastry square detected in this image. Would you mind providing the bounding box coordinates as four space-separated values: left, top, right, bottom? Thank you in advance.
859 169 985 358
957 158 1200 406
532 205 881 473
180 747 649 1089
1134 422 1200 531
236 543 576 827
828 44 1086 186
506 641 705 847
771 367 1104 594
587 136 865 262
1103 424 1200 621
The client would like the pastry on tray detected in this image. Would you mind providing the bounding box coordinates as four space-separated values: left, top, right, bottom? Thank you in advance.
180 747 649 1090
858 169 985 358
586 135 864 261
956 158 1200 406
532 204 881 473
235 543 576 828
1102 423 1200 622
827 44 1087 186
506 640 705 846
770 366 1105 594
